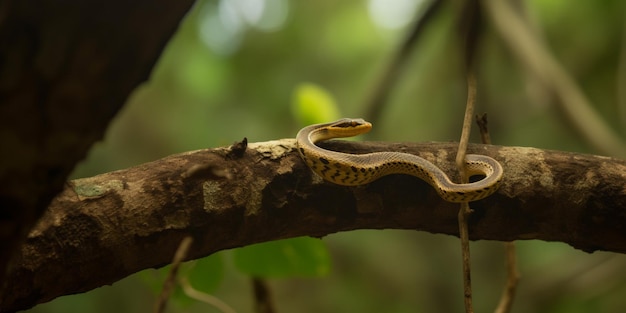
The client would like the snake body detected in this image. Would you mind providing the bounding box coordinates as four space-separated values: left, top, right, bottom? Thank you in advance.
296 118 503 203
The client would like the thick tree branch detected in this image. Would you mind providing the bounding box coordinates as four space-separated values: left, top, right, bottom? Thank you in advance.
2 140 625 312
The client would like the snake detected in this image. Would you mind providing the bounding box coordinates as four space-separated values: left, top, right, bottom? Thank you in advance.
296 118 503 203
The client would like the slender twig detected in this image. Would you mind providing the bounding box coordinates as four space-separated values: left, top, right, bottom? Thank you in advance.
494 242 520 313
363 0 444 124
476 113 520 313
483 0 626 157
475 113 491 144
458 202 473 313
154 236 194 313
455 74 477 179
456 74 477 313
179 277 237 313
455 2 482 310
458 0 482 68
252 277 275 313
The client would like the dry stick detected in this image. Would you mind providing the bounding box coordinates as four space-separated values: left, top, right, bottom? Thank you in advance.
458 201 473 313
483 0 626 158
456 2 481 310
455 74 478 313
252 277 275 313
179 277 237 313
154 236 194 313
363 0 443 124
476 114 520 313
494 243 519 313
475 113 491 145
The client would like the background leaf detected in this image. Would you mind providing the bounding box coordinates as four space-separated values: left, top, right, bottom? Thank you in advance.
292 82 341 126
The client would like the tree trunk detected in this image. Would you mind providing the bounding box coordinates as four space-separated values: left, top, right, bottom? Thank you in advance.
0 0 194 296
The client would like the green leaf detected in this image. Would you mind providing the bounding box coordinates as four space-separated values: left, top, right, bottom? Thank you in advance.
233 237 331 278
292 82 341 126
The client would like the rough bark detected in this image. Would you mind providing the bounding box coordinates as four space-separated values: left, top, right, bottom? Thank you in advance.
0 0 194 290
2 139 625 312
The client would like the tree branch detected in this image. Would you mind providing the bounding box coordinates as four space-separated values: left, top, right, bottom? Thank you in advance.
2 139 625 312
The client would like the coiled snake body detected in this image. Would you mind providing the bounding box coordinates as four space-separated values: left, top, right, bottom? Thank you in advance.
296 118 503 203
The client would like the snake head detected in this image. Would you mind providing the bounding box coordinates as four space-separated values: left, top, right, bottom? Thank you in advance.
325 118 373 137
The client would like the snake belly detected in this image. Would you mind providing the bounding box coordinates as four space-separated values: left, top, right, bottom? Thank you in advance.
296 119 503 203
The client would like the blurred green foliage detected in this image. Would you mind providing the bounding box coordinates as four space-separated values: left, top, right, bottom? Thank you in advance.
234 237 331 277
292 82 341 126
31 0 626 312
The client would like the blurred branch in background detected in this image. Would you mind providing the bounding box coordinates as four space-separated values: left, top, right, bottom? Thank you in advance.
484 0 626 158
363 0 443 124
